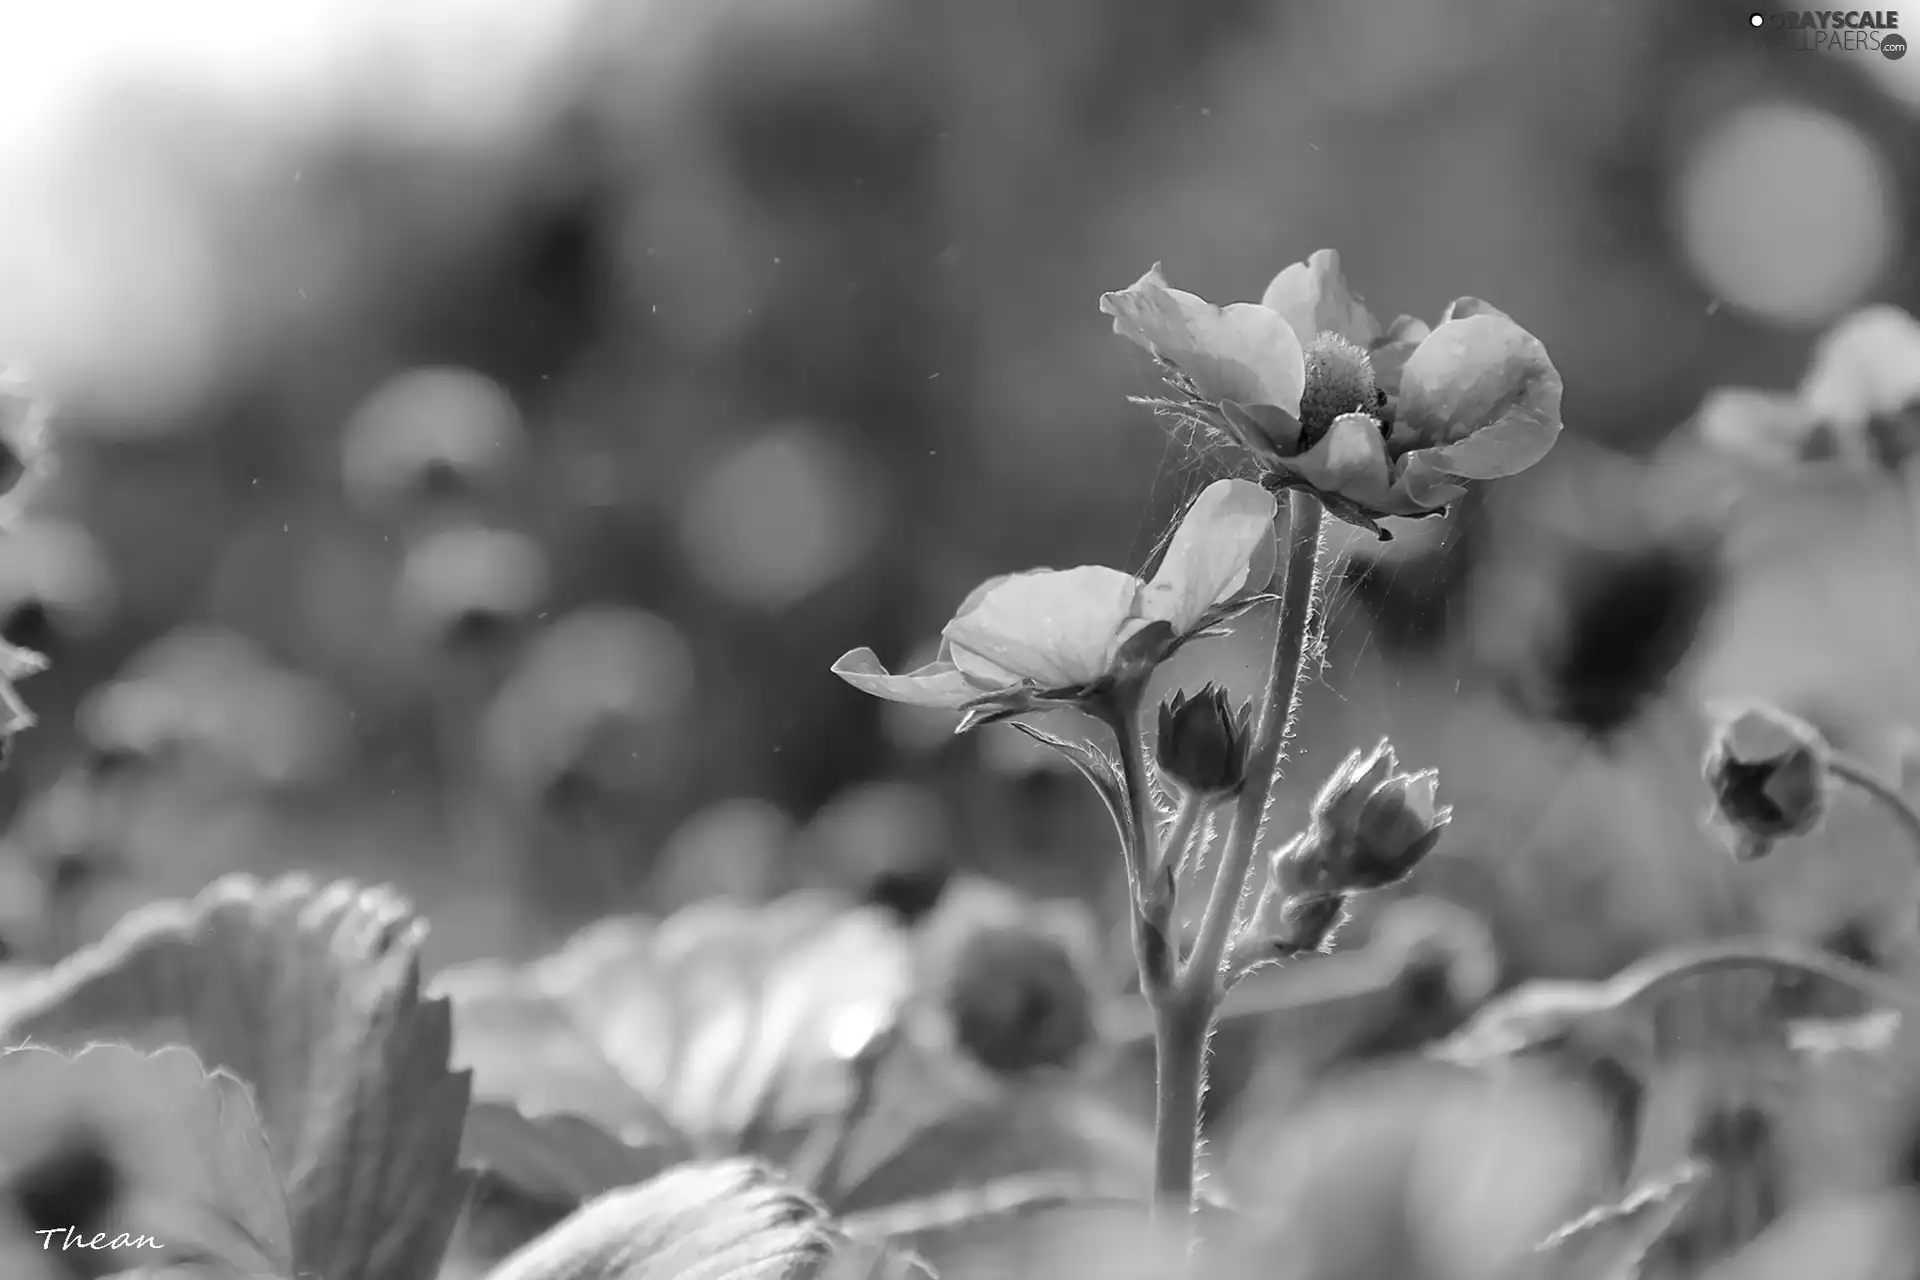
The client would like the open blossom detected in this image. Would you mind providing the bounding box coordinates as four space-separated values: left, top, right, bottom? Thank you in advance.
832 477 1275 718
1696 305 1920 472
1100 249 1563 537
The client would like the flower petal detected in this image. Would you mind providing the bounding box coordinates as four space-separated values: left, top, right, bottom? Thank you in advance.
832 649 984 708
1800 305 1920 430
1100 265 1305 410
1368 315 1431 393
1140 478 1278 634
1283 413 1397 508
932 571 1025 664
1390 465 1469 511
1259 249 1383 349
1219 400 1303 462
1399 770 1440 825
1437 297 1513 325
1393 313 1563 476
943 566 1143 690
1693 387 1837 468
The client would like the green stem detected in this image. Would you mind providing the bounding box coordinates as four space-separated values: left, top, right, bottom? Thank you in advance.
1829 751 1920 866
1146 491 1325 1231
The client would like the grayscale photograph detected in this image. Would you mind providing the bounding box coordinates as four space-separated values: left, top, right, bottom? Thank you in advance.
0 1 1912 1277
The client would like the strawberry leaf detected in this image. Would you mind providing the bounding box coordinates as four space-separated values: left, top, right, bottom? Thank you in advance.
449 1101 688 1269
0 874 471 1280
0 1042 292 1276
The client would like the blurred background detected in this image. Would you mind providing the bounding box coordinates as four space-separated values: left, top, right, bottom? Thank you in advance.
1 0 1918 994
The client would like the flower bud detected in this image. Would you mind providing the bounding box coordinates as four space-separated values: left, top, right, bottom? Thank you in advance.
1278 739 1450 896
1242 883 1350 957
1155 683 1251 796
1702 702 1829 861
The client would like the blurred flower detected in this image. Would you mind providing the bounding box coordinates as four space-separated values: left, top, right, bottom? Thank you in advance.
340 367 527 514
1275 738 1451 896
677 424 883 612
1701 701 1830 861
394 524 549 651
649 798 795 913
794 781 954 924
1697 306 1920 473
0 519 116 651
76 627 345 787
1509 527 1725 745
927 921 1097 1075
1676 101 1893 327
833 477 1275 720
480 605 697 803
916 877 1103 1075
1100 250 1563 536
1154 683 1250 797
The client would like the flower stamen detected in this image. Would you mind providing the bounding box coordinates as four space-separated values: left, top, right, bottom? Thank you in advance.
1298 332 1385 448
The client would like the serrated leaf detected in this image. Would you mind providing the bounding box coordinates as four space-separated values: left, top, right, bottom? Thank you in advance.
484 1159 847 1280
449 1101 687 1268
0 874 471 1280
461 1102 687 1206
0 1042 293 1277
830 1063 1151 1215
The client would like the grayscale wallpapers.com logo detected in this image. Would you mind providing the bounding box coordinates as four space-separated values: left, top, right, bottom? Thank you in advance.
1746 9 1907 57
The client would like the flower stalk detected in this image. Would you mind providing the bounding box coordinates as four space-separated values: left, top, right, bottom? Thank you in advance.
1145 490 1325 1228
1827 751 1920 867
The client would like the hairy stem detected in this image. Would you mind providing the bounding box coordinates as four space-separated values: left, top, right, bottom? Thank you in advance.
1829 751 1920 867
1158 791 1207 887
1186 493 1325 999
1108 700 1177 1001
1147 491 1325 1232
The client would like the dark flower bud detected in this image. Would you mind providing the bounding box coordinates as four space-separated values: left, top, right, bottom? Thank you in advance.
1702 702 1829 861
1277 738 1450 896
1155 683 1251 796
930 919 1097 1075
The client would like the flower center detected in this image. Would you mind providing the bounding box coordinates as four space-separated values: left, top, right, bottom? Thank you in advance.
1298 332 1388 449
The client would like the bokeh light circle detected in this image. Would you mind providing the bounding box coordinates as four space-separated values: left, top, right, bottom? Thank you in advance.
1674 100 1895 326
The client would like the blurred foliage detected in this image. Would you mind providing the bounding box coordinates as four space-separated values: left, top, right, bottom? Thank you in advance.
0 0 1912 967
